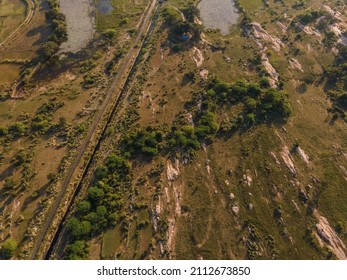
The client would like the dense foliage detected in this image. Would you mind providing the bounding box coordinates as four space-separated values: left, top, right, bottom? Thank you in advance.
161 4 202 48
0 239 17 259
325 50 347 114
121 127 163 158
39 0 68 59
166 78 291 157
64 154 131 259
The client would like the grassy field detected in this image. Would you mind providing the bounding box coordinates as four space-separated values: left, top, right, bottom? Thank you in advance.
0 0 49 84
56 0 347 260
95 0 149 31
1 0 347 260
0 0 26 42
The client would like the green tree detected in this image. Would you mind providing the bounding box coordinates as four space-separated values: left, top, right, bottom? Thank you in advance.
87 187 105 206
77 201 91 214
65 240 88 260
39 41 59 59
103 29 117 42
0 239 17 259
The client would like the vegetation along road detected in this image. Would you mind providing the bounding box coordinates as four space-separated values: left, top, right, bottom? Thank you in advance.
30 0 160 259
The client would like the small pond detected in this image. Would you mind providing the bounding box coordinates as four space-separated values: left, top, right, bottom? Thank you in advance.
97 0 113 14
197 0 239 35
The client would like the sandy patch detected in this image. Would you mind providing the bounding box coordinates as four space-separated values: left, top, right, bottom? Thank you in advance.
297 23 321 37
329 24 347 46
167 159 180 181
289 58 303 72
280 146 297 176
199 69 209 80
297 147 309 163
191 47 204 67
315 213 347 259
261 53 279 87
324 5 342 21
276 21 287 33
250 22 285 52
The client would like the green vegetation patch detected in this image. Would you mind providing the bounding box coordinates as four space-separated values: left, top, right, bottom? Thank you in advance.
64 154 131 259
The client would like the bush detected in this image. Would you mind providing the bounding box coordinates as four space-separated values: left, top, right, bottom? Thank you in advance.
87 187 105 206
66 218 91 240
168 125 200 153
103 29 117 42
0 239 17 259
260 89 292 119
39 41 59 59
77 201 91 214
65 240 88 260
121 127 163 158
0 126 8 137
8 122 28 137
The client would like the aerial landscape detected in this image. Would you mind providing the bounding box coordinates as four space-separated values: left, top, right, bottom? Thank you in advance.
0 0 347 260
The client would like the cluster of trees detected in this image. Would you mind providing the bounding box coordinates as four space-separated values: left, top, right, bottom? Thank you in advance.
0 239 17 259
325 47 347 111
323 30 338 48
161 4 202 48
296 10 325 25
118 78 291 159
31 100 65 135
167 111 218 156
206 78 291 128
102 29 117 44
39 0 67 59
65 154 131 259
121 127 163 158
0 100 67 143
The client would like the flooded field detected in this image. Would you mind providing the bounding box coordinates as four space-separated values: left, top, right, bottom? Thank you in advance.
97 0 113 14
198 0 239 35
59 0 95 53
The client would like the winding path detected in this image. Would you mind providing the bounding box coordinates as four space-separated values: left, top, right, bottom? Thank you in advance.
0 0 36 48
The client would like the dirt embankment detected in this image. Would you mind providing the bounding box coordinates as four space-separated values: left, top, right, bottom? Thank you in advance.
248 22 284 87
315 213 347 260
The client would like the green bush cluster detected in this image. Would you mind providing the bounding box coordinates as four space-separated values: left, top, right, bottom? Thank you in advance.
296 10 324 25
202 79 291 131
0 239 17 259
326 55 347 112
121 127 163 158
31 99 65 135
161 4 202 47
65 154 131 259
168 125 200 155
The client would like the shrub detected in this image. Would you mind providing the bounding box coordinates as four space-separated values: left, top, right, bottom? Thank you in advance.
0 239 17 259
121 127 163 158
65 240 88 260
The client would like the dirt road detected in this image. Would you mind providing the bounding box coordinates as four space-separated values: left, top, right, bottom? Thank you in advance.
30 0 159 259
0 0 36 48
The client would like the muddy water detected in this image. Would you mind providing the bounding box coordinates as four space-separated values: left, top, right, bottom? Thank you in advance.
59 0 95 53
97 0 113 14
197 0 239 35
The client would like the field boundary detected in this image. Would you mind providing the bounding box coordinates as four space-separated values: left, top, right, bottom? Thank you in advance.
0 0 36 48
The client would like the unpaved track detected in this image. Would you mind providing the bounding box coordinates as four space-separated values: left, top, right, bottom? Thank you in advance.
0 0 36 48
30 0 159 259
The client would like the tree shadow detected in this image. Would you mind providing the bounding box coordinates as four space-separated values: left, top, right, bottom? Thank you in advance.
21 181 51 212
0 164 17 183
26 25 50 46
